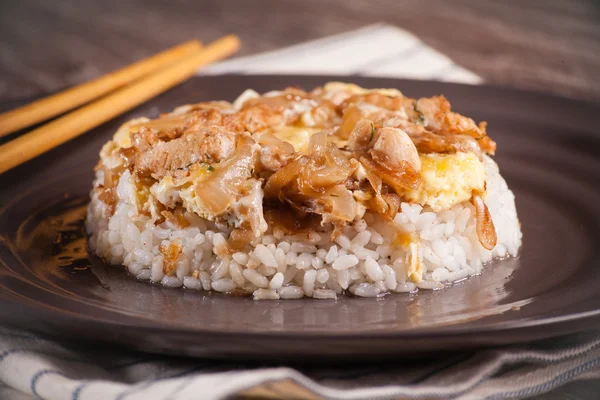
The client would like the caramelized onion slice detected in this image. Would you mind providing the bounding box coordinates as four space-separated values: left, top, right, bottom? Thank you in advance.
299 131 353 193
366 194 389 220
347 119 375 152
306 130 329 157
194 134 258 215
299 163 350 194
256 132 296 171
343 93 403 112
131 113 188 133
443 112 485 138
337 104 363 140
471 192 497 250
361 156 420 194
257 132 295 152
306 185 357 223
477 135 496 155
381 193 401 220
264 132 358 225
410 132 483 160
352 127 421 194
264 157 307 200
360 157 382 194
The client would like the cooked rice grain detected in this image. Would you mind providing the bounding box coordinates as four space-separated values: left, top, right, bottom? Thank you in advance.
87 156 521 300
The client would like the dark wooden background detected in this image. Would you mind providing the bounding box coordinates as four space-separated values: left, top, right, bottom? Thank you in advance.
0 0 599 102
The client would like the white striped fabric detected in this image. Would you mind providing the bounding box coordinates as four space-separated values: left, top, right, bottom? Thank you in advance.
1 23 599 400
1 325 600 400
199 24 482 84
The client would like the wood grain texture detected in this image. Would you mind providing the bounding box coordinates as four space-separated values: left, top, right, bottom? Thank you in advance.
0 0 599 102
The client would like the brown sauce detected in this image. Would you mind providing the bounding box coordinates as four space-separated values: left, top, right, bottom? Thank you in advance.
263 204 321 235
16 195 90 275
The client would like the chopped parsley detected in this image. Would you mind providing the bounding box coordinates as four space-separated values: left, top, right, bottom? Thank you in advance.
207 165 215 172
370 123 375 141
330 194 339 197
204 152 211 159
176 162 194 170
413 101 425 125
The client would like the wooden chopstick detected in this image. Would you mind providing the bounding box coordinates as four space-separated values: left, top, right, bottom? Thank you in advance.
0 40 203 138
0 35 240 175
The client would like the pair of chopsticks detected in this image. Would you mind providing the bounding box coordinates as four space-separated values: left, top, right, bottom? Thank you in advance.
0 35 240 175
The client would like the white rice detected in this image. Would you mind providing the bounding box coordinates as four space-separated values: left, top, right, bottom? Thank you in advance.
87 155 521 300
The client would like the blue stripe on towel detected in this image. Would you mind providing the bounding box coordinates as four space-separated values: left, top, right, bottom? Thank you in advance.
0 348 88 364
72 381 88 400
31 369 67 399
489 357 600 400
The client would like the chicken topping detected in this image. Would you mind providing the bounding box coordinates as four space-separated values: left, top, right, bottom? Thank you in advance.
95 82 498 247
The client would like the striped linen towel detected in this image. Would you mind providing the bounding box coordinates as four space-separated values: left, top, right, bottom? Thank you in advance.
1 23 599 400
1 325 600 399
200 24 482 83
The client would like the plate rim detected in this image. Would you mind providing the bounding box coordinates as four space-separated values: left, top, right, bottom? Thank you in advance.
1 74 600 354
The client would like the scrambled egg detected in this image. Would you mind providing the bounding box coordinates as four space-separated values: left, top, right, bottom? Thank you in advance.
110 84 486 225
323 82 403 99
151 165 211 216
271 126 320 153
404 152 485 212
113 117 150 148
268 122 485 213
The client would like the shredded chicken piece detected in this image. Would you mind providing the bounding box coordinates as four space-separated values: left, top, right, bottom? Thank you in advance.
95 165 120 217
134 126 236 179
96 82 499 247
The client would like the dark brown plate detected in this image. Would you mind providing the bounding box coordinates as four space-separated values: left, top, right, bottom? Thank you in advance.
1 75 600 360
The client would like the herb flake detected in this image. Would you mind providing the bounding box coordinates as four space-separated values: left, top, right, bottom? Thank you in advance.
413 101 425 125
176 162 194 170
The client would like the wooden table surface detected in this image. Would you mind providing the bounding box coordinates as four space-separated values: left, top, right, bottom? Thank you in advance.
0 0 599 102
1 1 599 399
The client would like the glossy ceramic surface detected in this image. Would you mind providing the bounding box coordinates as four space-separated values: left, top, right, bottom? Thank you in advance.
1 76 599 360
